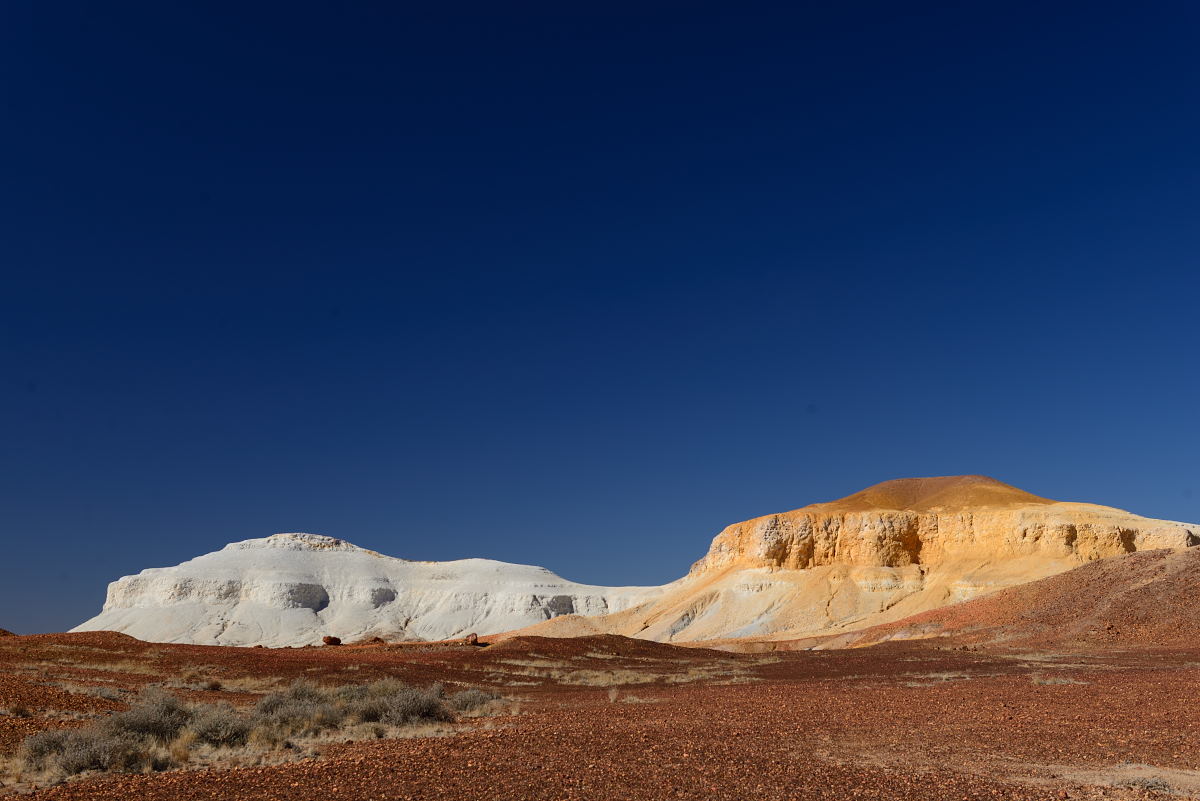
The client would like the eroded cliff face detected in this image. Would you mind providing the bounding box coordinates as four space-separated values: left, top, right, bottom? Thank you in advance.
72 533 661 647
692 505 1195 574
511 476 1198 643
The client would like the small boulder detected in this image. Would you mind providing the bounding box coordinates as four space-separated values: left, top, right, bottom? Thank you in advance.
463 632 479 646
322 635 342 646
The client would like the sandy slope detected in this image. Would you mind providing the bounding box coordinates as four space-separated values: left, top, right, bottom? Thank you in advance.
824 544 1200 650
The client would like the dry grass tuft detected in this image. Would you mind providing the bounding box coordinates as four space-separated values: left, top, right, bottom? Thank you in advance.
483 660 752 687
1030 674 1088 685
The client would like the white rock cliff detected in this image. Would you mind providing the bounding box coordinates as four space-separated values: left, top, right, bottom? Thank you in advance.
72 533 659 647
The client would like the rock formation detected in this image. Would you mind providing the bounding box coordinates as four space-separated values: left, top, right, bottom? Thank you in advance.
507 476 1198 642
73 476 1197 647
692 475 1191 573
72 533 659 647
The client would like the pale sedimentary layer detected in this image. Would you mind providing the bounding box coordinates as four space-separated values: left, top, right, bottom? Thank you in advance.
72 533 659 647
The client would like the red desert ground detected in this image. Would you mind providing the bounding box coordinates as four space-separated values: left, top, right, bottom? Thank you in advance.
3 475 1199 800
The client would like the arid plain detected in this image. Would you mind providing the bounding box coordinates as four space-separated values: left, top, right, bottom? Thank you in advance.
4 478 1199 800
4 560 1200 799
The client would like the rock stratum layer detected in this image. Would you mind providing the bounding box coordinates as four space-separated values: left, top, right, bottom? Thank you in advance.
692 476 1193 573
73 476 1198 646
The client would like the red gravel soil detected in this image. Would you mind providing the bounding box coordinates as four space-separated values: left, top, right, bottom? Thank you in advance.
3 626 1200 800
832 546 1200 651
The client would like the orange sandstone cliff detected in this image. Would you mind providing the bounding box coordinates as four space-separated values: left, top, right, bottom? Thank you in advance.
511 476 1197 642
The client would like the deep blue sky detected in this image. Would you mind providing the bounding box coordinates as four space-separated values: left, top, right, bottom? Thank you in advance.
2 2 1197 634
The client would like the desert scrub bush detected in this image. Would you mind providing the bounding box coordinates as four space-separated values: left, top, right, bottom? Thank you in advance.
56 729 163 775
252 681 343 736
17 688 191 777
188 703 250 747
166 666 223 691
105 687 191 743
19 728 162 776
331 679 450 726
447 688 500 712
1030 674 1087 685
19 730 73 771
248 679 493 734
1122 777 1172 793
17 679 500 781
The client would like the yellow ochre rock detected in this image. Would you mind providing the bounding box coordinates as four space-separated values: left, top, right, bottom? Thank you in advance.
507 476 1197 643
691 475 1193 574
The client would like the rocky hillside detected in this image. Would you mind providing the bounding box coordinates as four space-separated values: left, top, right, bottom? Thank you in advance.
510 476 1198 642
72 477 1198 647
816 544 1200 650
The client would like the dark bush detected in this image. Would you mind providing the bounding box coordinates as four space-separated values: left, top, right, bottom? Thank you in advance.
56 729 154 775
19 680 501 779
381 687 452 725
252 682 343 735
188 703 250 747
447 688 500 712
341 680 452 725
20 728 160 776
104 688 191 743
19 730 73 771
